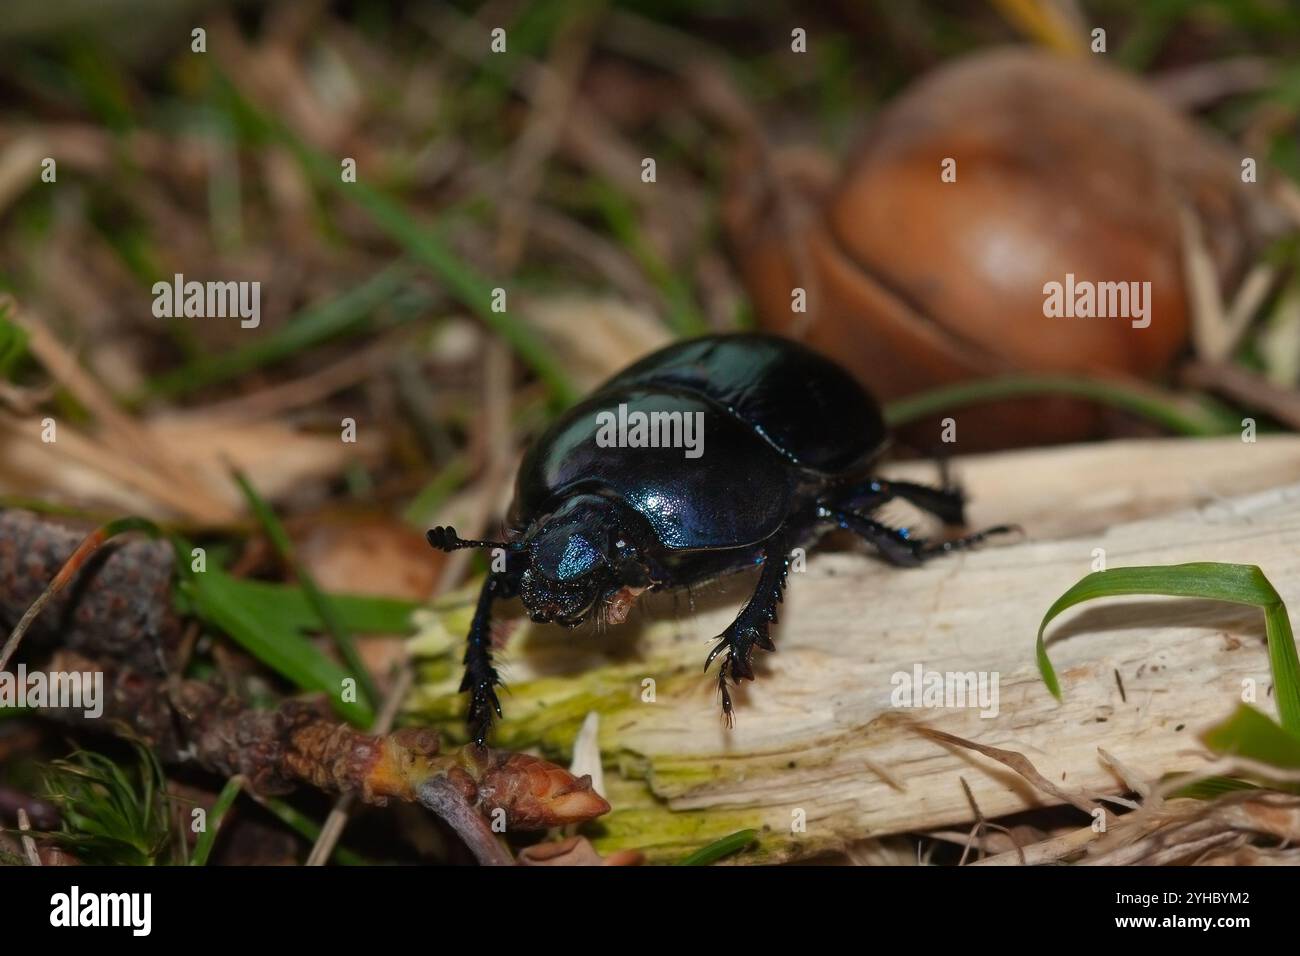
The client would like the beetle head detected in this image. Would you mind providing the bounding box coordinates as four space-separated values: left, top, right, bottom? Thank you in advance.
427 495 652 627
520 495 649 627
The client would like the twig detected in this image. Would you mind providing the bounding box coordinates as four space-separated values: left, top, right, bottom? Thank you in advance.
526 202 663 308
1152 57 1277 110
46 651 609 864
971 825 1099 866
685 60 821 338
1180 204 1230 362
182 335 399 423
494 4 602 265
17 807 40 866
916 725 1102 817
956 776 987 865
305 667 411 866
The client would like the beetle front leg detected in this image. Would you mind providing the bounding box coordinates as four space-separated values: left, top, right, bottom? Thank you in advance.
462 567 522 746
704 530 794 723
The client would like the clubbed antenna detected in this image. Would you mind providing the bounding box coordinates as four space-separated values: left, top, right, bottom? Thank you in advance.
426 526 523 553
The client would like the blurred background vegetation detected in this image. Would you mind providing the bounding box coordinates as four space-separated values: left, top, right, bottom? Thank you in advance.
2 0 1300 864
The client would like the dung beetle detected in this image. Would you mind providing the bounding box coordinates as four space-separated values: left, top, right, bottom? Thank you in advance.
429 332 1013 744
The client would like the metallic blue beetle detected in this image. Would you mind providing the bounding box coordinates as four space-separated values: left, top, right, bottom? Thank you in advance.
429 333 1010 744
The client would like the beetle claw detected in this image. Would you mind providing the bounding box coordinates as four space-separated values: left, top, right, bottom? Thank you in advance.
718 671 736 726
704 636 729 672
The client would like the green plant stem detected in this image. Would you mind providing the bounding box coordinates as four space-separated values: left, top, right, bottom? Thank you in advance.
674 828 757 866
190 775 244 866
231 469 379 709
884 374 1236 436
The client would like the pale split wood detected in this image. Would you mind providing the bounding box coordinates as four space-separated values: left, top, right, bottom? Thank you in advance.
470 434 1300 857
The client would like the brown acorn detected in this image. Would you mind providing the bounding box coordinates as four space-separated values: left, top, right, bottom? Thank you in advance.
726 48 1288 450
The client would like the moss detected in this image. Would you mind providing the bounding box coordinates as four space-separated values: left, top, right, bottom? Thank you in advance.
406 584 837 862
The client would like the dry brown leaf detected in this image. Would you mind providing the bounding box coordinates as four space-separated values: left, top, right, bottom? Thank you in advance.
526 294 672 391
517 836 643 866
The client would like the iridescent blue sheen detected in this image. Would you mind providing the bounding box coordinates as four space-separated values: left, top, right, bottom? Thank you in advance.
556 535 599 581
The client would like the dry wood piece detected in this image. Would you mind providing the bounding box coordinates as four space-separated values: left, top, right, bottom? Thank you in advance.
406 434 1300 861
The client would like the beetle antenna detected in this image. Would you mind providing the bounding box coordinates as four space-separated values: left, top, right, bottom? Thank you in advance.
426 525 523 553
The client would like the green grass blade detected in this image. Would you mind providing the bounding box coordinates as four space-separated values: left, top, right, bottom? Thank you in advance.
135 263 414 402
212 72 577 407
1202 704 1300 769
1165 774 1260 800
325 177 577 406
182 577 419 635
884 374 1236 436
1263 602 1300 733
231 470 378 708
179 564 373 726
591 180 708 337
190 775 245 866
674 828 758 866
402 457 470 527
251 795 369 865
1035 563 1300 733
0 302 29 379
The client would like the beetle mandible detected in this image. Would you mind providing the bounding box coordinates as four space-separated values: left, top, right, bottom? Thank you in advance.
429 333 1014 745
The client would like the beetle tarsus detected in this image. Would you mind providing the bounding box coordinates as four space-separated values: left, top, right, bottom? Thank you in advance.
919 523 1022 557
825 508 925 566
461 566 523 744
466 681 502 748
718 673 736 726
705 533 793 722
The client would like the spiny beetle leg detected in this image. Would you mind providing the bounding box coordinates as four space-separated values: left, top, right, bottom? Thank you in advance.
462 567 522 746
918 523 1022 557
705 530 793 723
885 479 967 526
823 508 925 566
835 478 966 526
825 507 1019 566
